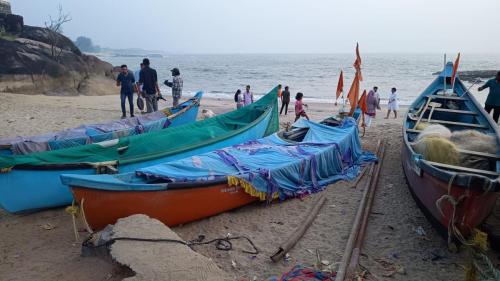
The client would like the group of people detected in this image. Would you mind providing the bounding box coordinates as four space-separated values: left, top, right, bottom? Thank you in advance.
361 86 400 127
116 58 183 118
234 84 309 122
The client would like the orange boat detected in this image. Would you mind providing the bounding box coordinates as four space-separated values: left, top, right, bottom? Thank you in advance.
71 179 257 230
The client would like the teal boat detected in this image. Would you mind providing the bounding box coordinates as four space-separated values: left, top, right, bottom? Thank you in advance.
0 87 279 213
0 92 203 155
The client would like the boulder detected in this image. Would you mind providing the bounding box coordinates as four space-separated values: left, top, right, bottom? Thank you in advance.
89 214 232 281
0 13 22 34
0 37 115 95
20 25 81 55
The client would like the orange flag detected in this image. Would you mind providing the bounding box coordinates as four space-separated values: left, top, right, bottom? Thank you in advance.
336 70 344 100
358 89 367 114
347 72 360 116
451 52 460 90
353 43 363 81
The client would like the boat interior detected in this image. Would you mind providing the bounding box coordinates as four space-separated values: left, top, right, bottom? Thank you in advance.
404 84 500 178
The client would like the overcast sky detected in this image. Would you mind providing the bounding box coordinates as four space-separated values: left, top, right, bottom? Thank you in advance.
12 0 500 54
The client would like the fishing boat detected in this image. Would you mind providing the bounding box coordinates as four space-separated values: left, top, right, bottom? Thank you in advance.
0 92 203 155
0 87 279 213
402 62 500 239
61 117 376 230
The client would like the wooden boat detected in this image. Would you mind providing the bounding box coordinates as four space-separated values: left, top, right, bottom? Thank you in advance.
61 116 375 230
0 92 203 155
402 62 500 239
0 88 279 213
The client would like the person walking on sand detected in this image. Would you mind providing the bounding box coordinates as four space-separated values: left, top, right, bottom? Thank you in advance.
385 87 399 119
364 86 380 127
479 71 500 123
234 89 243 109
139 58 161 113
294 92 309 122
116 64 137 118
164 68 183 107
280 86 291 115
243 85 254 106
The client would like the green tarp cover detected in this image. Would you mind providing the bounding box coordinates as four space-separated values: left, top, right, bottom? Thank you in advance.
0 87 279 169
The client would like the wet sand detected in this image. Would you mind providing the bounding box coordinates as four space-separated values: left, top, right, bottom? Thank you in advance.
0 92 479 280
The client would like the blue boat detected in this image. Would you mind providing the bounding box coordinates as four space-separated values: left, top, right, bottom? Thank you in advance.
402 62 500 238
0 92 203 155
60 117 376 230
0 88 279 213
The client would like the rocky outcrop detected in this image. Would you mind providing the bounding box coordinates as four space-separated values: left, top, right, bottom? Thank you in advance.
0 13 22 33
0 0 11 15
21 25 81 55
0 26 115 95
457 70 498 83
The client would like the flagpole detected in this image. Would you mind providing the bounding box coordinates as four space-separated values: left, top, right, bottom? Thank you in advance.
443 53 447 94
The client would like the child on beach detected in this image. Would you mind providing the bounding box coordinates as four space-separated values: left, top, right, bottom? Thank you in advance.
385 87 399 119
294 92 309 122
234 89 243 109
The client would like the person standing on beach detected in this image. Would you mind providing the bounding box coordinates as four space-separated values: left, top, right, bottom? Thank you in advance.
277 84 282 100
164 68 183 107
294 92 309 122
385 87 399 119
116 64 136 118
243 85 254 105
479 71 500 123
280 86 291 115
364 86 380 127
234 89 243 109
138 58 161 113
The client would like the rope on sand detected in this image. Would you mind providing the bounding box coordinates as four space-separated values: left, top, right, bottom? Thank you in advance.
82 233 260 255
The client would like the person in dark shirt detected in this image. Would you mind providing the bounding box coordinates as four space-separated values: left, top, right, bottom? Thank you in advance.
138 58 161 113
280 86 291 115
116 64 136 118
479 71 500 123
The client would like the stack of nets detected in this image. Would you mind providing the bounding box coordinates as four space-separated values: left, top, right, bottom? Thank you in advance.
412 123 497 170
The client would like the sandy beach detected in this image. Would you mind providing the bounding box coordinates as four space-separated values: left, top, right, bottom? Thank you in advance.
0 92 488 280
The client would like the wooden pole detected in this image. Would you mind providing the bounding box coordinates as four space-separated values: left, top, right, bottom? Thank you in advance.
346 140 386 279
270 193 327 262
335 139 384 281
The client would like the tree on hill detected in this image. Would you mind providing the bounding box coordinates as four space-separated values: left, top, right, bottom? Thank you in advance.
74 36 101 53
44 4 71 62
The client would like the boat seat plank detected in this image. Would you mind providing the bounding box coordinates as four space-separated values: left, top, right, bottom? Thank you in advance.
427 95 467 101
456 149 500 160
423 160 500 177
407 115 487 129
428 108 478 115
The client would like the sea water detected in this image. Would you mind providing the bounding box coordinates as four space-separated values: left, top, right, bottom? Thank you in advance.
100 53 500 106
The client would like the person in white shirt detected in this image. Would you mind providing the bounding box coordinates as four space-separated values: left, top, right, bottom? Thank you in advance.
385 87 399 119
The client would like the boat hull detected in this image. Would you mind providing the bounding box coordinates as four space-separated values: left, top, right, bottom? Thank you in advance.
71 183 257 229
0 108 274 213
402 132 499 237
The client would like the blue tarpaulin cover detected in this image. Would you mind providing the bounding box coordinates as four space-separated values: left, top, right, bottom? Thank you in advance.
136 117 377 200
